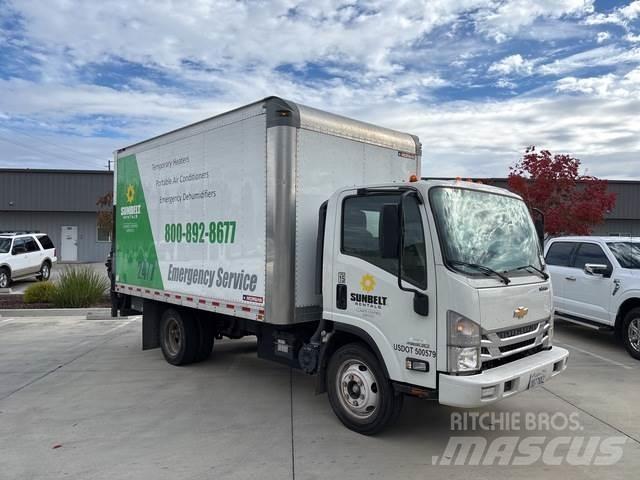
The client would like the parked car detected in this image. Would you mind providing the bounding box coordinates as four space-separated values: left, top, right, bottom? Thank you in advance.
545 236 640 360
0 232 57 288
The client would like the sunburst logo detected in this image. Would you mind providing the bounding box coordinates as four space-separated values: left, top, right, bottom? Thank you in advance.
126 184 135 204
360 274 376 293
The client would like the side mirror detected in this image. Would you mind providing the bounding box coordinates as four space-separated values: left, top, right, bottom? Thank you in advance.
532 208 545 245
584 263 611 277
379 203 400 258
413 292 429 316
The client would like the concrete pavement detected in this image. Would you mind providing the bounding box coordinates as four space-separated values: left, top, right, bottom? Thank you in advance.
0 317 639 479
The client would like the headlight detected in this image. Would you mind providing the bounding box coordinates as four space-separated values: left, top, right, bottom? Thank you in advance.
448 311 481 372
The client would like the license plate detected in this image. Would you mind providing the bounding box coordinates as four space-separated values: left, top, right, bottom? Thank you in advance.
528 370 546 389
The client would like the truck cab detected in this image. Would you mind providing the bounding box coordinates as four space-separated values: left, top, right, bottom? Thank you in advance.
318 179 568 431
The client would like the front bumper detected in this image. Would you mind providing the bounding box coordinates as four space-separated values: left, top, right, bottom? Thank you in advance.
438 347 569 408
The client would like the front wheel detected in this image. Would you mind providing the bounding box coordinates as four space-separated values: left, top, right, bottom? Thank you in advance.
622 308 640 360
326 343 403 435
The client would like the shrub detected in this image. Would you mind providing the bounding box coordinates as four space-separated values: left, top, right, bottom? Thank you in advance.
24 281 57 304
52 266 109 308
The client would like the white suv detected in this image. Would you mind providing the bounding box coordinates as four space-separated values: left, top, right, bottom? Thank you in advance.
0 233 57 289
545 236 640 360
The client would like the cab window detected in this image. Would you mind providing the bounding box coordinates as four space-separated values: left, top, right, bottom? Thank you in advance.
342 193 427 289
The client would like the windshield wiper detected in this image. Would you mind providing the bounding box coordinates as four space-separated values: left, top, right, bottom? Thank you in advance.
449 260 511 285
511 264 549 280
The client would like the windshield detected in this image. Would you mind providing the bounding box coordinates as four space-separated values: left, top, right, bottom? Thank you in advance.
430 187 542 275
607 242 640 269
0 238 11 253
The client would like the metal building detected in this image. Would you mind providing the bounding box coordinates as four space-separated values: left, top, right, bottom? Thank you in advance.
0 169 113 263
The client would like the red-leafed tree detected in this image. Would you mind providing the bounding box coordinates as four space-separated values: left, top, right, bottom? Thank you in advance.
508 147 616 236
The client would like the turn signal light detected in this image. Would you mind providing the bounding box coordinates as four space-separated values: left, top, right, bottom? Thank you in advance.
405 358 429 372
409 174 418 182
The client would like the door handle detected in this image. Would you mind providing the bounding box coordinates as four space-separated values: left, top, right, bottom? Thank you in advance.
565 276 576 281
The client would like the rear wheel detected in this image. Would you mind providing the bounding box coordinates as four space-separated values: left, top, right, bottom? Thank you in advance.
326 343 403 435
36 261 51 281
622 308 640 360
0 268 10 289
159 308 199 365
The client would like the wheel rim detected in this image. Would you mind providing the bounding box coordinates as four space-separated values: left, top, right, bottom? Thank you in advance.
42 264 49 279
0 272 7 288
163 317 182 356
335 359 379 420
629 318 640 352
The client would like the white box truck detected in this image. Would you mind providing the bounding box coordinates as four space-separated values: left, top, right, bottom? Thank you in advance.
110 97 569 434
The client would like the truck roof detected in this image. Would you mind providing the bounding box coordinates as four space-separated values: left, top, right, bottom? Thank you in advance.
116 96 421 159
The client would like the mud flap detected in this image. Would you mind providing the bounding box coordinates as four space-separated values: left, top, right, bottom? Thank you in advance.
142 300 161 350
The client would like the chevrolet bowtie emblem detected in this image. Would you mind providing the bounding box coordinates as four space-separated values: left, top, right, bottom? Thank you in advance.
513 306 529 319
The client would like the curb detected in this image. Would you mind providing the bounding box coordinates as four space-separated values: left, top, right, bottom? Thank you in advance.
0 308 119 319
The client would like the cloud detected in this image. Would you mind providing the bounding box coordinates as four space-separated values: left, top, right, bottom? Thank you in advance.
488 54 535 75
475 0 595 42
555 67 640 98
538 45 640 75
0 0 638 179
620 1 640 21
585 0 640 26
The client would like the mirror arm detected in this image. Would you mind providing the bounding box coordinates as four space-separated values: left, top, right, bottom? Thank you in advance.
397 191 421 295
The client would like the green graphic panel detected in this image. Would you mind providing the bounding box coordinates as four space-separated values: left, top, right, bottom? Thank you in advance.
115 154 164 289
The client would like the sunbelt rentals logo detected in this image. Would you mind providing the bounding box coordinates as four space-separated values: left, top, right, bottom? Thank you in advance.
121 183 142 218
350 274 388 310
360 273 376 292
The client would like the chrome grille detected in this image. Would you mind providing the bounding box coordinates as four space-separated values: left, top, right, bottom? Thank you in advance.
481 319 551 366
496 323 537 339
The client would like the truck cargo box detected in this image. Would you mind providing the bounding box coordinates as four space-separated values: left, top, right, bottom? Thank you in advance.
114 97 421 325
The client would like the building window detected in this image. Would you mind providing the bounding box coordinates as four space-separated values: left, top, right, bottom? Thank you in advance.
97 225 112 242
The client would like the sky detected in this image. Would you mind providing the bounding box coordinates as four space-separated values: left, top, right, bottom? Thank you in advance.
0 0 639 178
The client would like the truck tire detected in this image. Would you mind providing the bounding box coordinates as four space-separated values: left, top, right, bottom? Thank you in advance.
0 267 10 289
159 308 199 365
193 316 215 362
622 308 640 360
326 343 403 435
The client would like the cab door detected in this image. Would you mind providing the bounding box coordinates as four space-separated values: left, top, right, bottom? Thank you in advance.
328 189 438 389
